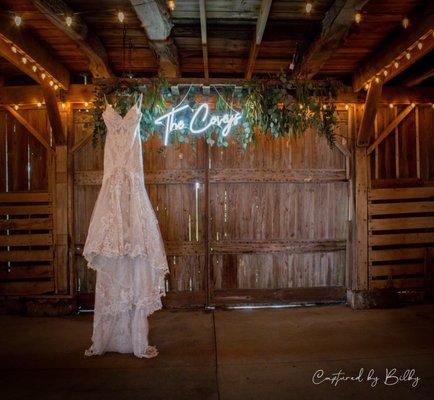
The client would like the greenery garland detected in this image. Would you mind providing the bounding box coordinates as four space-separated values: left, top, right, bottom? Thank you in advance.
90 72 342 148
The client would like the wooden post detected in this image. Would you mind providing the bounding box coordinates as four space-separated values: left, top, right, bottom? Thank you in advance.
357 81 382 146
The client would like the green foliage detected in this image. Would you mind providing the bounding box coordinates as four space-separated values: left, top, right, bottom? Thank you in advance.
90 71 342 148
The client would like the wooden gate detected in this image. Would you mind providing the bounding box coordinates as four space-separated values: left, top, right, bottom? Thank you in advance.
72 106 351 308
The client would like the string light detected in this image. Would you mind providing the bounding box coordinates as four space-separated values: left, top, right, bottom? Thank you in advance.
14 15 22 27
11 46 17 53
14 104 19 110
117 11 125 23
167 1 175 11
402 17 409 29
354 12 362 24
394 61 399 69
49 80 54 86
432 103 434 109
305 2 312 14
65 16 72 27
61 102 66 109
21 57 27 64
375 76 380 83
345 104 349 110
389 103 394 109
41 73 46 80
37 102 42 108
383 70 388 77
84 101 89 107
54 84 59 90
417 41 423 50
405 52 411 60
32 65 37 72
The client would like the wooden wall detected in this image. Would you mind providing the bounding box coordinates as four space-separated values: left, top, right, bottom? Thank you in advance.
73 107 351 307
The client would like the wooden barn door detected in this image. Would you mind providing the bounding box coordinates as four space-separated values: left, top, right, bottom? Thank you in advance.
73 107 351 308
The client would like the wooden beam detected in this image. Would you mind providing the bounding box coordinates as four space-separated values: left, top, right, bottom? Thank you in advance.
130 0 180 77
367 104 414 155
30 0 113 79
42 82 65 145
297 0 369 78
199 0 209 80
0 15 69 89
403 66 434 87
4 105 52 151
353 4 434 91
357 80 382 146
245 0 273 80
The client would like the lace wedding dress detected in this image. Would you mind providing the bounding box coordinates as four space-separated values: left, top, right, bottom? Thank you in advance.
83 94 169 358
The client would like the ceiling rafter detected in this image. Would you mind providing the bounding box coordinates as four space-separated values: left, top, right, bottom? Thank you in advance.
199 0 209 80
30 0 114 79
245 0 273 80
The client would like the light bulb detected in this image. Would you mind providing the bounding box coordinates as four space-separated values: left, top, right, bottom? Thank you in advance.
417 41 422 50
32 65 37 72
49 80 54 86
167 0 175 11
14 104 19 110
37 102 42 108
389 103 394 109
323 104 327 110
41 73 46 80
289 62 295 70
14 15 22 27
305 2 312 14
54 84 59 90
61 102 66 109
411 103 415 108
345 104 349 110
375 76 380 83
84 102 89 107
117 11 125 23
299 104 303 110
364 83 369 91
406 52 411 60
383 70 388 77
21 57 27 64
402 17 409 29
431 103 434 109
11 46 17 53
66 16 72 27
354 12 362 24
394 61 399 69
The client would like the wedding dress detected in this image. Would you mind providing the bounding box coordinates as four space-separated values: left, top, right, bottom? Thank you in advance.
83 94 169 358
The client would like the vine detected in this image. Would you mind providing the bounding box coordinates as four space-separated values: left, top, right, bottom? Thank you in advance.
90 72 342 148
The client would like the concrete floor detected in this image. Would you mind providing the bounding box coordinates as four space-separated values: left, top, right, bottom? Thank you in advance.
1 304 434 400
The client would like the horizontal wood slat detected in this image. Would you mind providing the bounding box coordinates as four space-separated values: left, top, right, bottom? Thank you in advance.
369 187 434 200
370 248 426 262
370 278 426 290
369 232 434 246
0 264 53 279
369 201 434 215
0 205 52 215
0 234 53 246
370 264 426 277
0 218 53 230
369 216 434 231
0 250 53 262
0 280 54 295
0 192 51 203
210 240 346 254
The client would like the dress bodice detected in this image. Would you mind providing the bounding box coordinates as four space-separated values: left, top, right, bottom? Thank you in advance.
102 101 143 179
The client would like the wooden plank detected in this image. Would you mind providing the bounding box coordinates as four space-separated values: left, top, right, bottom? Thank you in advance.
0 217 52 230
296 0 369 78
0 250 53 262
370 278 425 290
369 232 434 246
370 248 426 262
129 0 180 77
370 264 425 277
0 192 51 203
403 66 434 87
4 106 52 151
367 104 414 155
0 280 54 295
30 0 114 79
199 0 209 80
0 264 53 279
368 201 434 215
357 81 382 146
0 205 52 215
369 216 434 231
245 0 272 79
0 17 69 89
353 4 434 91
0 233 53 246
210 240 346 254
213 287 346 306
369 187 434 200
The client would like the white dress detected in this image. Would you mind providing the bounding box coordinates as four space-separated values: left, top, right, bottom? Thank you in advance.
83 95 169 358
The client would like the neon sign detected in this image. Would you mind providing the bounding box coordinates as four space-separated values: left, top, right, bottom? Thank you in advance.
154 103 242 145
